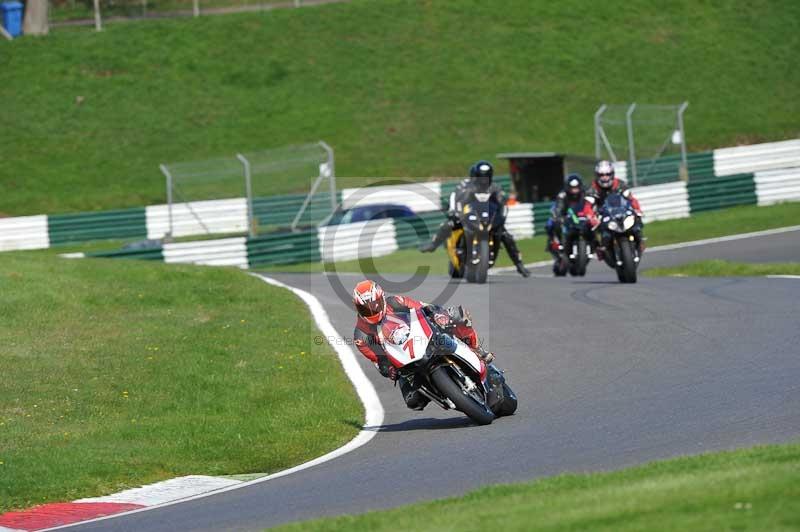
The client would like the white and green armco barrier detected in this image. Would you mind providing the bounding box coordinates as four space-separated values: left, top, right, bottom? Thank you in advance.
2 139 799 267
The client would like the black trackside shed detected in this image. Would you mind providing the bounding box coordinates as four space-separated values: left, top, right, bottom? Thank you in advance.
497 153 597 203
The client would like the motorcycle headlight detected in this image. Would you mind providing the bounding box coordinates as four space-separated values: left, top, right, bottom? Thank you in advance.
623 215 635 230
468 214 477 221
607 220 619 231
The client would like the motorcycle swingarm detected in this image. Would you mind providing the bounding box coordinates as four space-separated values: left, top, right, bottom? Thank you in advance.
416 385 456 410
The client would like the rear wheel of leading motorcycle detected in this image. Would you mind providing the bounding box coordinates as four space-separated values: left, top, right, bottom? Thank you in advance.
618 238 638 283
431 366 494 425
466 239 490 284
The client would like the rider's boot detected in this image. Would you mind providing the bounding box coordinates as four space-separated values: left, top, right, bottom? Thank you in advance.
547 237 562 258
501 230 530 278
595 245 606 262
399 376 429 411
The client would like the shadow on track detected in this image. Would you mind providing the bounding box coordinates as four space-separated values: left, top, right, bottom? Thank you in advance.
364 416 475 432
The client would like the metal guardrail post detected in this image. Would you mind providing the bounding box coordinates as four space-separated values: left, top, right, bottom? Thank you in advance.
93 0 102 31
159 164 173 240
677 101 689 181
626 103 638 186
237 154 256 238
594 104 607 161
319 140 336 212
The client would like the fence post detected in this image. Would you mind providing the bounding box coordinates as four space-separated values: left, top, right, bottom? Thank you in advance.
594 104 607 161
319 140 336 212
160 164 173 241
237 153 256 238
93 0 102 31
677 101 689 181
193 0 199 17
626 103 638 186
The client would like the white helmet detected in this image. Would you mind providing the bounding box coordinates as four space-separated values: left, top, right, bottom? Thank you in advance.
594 160 615 189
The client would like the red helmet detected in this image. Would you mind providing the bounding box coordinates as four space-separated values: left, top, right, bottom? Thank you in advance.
594 160 615 190
353 280 386 324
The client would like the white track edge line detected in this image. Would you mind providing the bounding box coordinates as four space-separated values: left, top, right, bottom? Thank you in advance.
642 224 800 252
45 273 384 531
491 225 800 275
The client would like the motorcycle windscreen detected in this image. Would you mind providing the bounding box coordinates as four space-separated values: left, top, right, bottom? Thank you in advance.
605 193 628 209
378 309 433 368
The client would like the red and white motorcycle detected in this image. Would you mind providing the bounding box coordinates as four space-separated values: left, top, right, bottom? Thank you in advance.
377 307 517 425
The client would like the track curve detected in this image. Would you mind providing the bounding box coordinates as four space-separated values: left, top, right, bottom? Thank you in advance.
63 233 800 531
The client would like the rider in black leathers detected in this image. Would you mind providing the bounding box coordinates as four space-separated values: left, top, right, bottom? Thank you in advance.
419 161 530 277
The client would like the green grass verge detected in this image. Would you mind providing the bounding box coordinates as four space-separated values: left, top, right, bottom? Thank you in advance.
2 0 799 215
261 202 800 274
274 442 800 532
0 254 361 512
646 260 800 277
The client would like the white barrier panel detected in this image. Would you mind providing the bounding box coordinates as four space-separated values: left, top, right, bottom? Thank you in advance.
632 181 690 222
613 160 628 182
318 219 397 263
342 181 443 213
754 167 800 206
163 237 248 268
714 139 800 176
505 203 534 240
146 198 248 239
0 215 50 251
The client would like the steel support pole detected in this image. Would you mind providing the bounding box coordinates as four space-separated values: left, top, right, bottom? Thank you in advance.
626 103 638 186
237 154 256 238
677 101 689 181
594 104 607 161
160 164 173 240
319 141 336 213
93 0 102 31
291 175 324 232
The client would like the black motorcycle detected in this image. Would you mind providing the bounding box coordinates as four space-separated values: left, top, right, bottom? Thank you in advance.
446 192 507 284
598 193 643 283
553 207 594 277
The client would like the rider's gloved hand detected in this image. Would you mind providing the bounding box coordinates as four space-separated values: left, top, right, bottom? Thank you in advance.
377 359 398 380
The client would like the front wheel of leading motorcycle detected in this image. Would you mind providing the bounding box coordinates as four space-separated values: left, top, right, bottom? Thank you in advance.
465 239 490 284
431 366 494 425
617 238 638 283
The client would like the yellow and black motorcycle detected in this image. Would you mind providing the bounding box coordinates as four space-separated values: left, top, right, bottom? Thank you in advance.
446 193 507 284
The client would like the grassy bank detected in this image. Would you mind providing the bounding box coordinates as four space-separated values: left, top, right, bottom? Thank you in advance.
0 254 361 512
2 0 799 215
646 260 800 277
275 442 800 532
262 202 800 274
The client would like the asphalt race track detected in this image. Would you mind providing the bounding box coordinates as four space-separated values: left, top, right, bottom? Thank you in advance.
66 230 800 531
525 226 800 275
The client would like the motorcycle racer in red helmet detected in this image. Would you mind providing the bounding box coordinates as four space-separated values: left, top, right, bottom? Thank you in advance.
587 160 645 257
352 279 493 411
